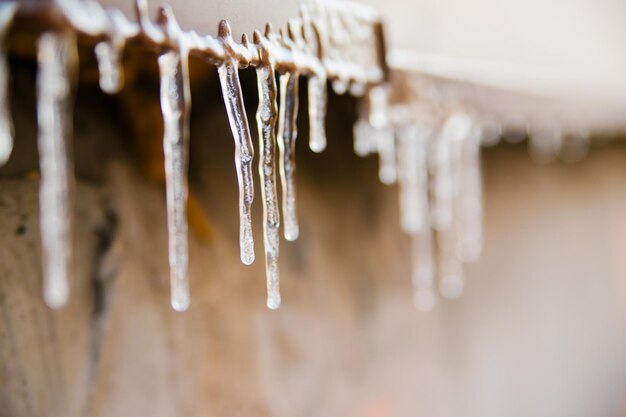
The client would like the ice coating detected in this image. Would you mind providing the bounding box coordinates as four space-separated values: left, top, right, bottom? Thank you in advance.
0 3 17 165
37 32 78 309
308 75 327 153
158 49 191 312
218 22 256 265
254 30 281 309
94 36 125 94
277 72 300 241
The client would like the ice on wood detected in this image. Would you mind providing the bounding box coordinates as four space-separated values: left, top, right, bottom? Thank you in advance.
158 48 191 312
217 20 256 265
277 71 300 241
37 32 78 309
254 30 281 309
0 3 17 165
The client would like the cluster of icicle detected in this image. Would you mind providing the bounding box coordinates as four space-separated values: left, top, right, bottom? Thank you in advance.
353 85 485 311
0 0 385 310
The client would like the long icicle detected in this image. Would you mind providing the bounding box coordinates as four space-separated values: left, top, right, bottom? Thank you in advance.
254 29 281 309
397 124 436 310
455 122 483 263
397 124 429 234
0 3 17 165
217 20 256 265
37 31 78 309
158 47 191 312
277 71 300 241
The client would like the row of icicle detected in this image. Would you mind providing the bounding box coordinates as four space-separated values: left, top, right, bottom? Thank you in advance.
353 85 484 310
0 0 386 310
0 0 589 313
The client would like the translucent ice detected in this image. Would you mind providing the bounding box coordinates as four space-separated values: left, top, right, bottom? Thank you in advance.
277 72 300 241
158 49 191 311
217 21 256 265
254 31 281 309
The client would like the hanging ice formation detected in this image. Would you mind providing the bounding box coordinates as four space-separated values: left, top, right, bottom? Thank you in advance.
11 0 385 310
36 31 78 308
254 26 281 309
0 3 17 166
156 7 192 312
10 0 586 312
217 21 257 265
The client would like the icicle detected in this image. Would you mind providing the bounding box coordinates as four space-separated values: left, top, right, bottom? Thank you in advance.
397 124 436 310
367 85 389 129
396 124 429 234
454 122 483 263
430 128 454 231
217 20 256 264
411 228 435 311
94 36 125 94
353 99 375 157
158 47 191 312
277 71 300 241
37 32 78 309
307 75 327 153
254 30 281 309
376 126 396 184
431 113 472 231
437 234 465 300
353 119 372 157
0 3 17 165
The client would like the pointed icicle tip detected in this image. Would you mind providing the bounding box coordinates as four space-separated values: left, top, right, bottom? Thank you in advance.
218 19 232 38
252 30 262 45
241 33 249 47
264 23 273 37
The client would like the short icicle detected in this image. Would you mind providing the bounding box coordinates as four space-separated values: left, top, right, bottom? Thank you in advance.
411 228 436 311
376 126 396 185
0 3 17 165
277 70 300 241
308 75 327 153
36 31 78 309
158 46 191 312
94 35 125 94
254 29 281 309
